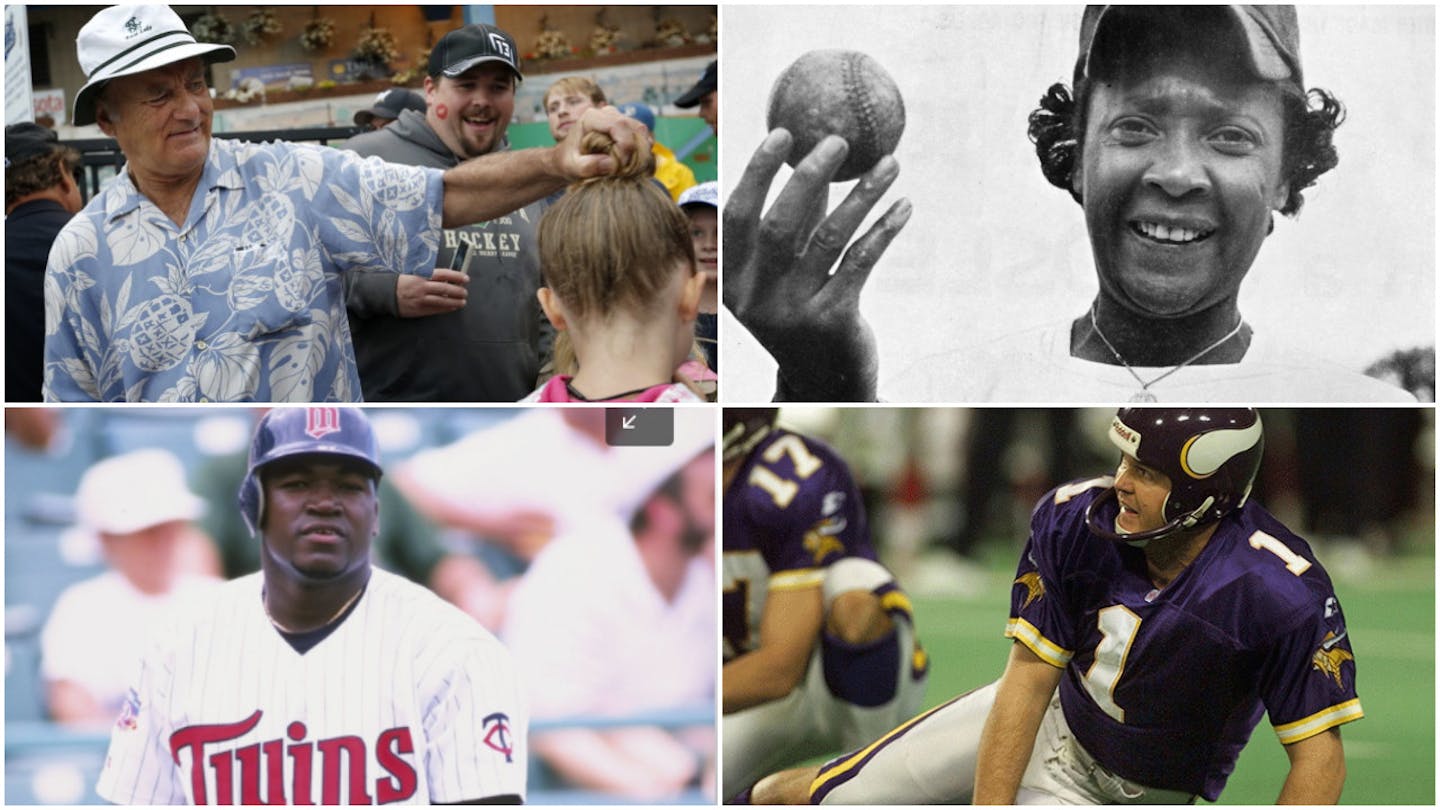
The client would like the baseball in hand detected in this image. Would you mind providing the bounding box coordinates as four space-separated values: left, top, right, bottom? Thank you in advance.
766 49 906 182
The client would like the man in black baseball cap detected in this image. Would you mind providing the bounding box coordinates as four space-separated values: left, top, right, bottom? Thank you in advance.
6 122 82 401
429 22 522 81
343 21 555 402
674 60 716 133
353 88 428 131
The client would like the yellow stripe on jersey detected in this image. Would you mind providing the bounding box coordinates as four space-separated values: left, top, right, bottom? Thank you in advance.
770 568 825 591
809 696 958 799
1005 617 1073 668
1273 699 1365 744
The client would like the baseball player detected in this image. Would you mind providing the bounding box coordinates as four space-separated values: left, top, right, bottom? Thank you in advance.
722 409 927 802
746 408 1361 804
96 407 527 805
723 6 1414 403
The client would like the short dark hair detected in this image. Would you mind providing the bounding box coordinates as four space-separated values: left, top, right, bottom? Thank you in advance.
1027 78 1344 217
5 147 80 208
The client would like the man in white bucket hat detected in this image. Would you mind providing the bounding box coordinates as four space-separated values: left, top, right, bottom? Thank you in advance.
44 5 651 403
41 448 220 725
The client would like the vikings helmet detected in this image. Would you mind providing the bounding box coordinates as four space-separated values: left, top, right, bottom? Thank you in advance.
722 408 779 464
238 407 382 536
1085 408 1264 543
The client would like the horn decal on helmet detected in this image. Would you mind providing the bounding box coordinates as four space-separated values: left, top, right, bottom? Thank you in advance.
1086 408 1264 545
1179 420 1264 480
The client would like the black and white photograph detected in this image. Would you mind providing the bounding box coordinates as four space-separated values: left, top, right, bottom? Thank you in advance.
721 5 1434 403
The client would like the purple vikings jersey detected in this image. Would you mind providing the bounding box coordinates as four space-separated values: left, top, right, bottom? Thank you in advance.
1008 477 1363 800
723 429 876 661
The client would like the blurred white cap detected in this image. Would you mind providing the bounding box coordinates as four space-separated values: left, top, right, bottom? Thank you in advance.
76 449 205 536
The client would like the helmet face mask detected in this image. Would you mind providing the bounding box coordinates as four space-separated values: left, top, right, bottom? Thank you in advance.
1086 408 1264 544
238 408 383 537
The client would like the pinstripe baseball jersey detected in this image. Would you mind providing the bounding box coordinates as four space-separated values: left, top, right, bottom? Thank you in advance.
96 567 526 805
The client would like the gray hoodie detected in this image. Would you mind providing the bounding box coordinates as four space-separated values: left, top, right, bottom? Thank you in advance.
343 109 549 402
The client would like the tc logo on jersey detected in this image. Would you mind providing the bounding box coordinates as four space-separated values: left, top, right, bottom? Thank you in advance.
483 712 514 763
305 407 342 439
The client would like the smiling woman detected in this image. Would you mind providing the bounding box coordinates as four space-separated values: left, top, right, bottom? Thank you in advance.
1072 41 1291 366
721 5 1431 403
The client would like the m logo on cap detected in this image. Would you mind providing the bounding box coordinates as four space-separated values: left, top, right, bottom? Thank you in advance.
305 407 342 439
488 32 513 60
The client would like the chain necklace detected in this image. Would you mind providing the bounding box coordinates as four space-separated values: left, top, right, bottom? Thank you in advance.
263 587 364 634
1088 304 1245 402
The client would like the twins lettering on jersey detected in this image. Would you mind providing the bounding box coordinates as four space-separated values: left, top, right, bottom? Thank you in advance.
168 710 417 804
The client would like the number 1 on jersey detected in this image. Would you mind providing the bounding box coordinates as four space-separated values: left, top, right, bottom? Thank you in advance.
1083 605 1141 723
1248 531 1312 575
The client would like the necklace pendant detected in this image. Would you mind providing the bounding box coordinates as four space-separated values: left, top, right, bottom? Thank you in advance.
1129 390 1158 403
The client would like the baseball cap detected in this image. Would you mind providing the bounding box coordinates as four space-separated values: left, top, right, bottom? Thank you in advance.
615 417 717 521
72 4 236 127
429 23 522 81
678 181 719 210
354 88 427 127
5 122 62 168
75 449 206 537
674 60 716 108
614 102 656 133
1077 6 1302 90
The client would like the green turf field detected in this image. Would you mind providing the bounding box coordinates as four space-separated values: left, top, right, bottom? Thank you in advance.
906 546 1434 805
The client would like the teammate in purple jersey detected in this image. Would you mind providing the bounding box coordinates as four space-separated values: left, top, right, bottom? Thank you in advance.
747 408 1360 805
722 409 928 801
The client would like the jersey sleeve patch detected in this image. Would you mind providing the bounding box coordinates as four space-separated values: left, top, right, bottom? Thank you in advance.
1014 571 1046 610
1310 630 1356 689
803 513 849 565
115 687 141 732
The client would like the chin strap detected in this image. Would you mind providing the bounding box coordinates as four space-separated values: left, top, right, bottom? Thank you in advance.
1083 487 1215 545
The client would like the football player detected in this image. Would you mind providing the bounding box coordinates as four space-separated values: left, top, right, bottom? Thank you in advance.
722 408 928 801
745 408 1361 804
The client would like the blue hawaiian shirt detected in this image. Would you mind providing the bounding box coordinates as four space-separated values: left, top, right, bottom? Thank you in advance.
43 138 443 402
